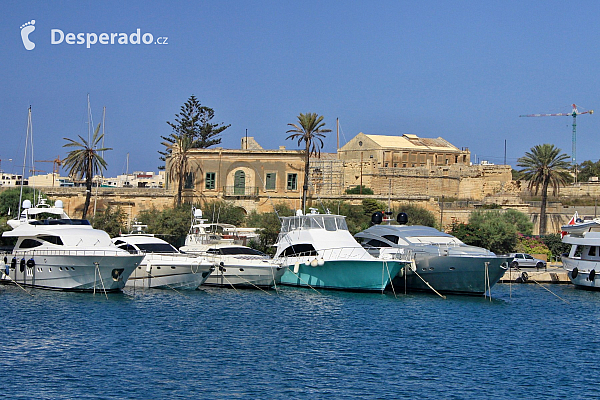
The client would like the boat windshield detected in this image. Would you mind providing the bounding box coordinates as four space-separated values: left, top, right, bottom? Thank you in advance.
208 247 267 256
280 215 348 233
135 243 178 253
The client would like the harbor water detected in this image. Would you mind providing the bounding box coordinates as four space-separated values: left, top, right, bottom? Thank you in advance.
1 283 598 399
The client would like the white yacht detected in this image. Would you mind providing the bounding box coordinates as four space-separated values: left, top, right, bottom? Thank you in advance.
274 209 409 292
1 199 144 292
561 218 600 289
112 227 214 290
355 212 510 295
179 208 284 288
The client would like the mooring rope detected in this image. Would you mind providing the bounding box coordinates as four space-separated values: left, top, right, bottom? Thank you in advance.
3 274 34 296
287 268 321 294
145 272 184 295
412 268 446 299
94 262 108 300
218 269 239 293
530 277 570 304
270 265 280 295
484 262 492 302
384 261 397 298
231 273 272 295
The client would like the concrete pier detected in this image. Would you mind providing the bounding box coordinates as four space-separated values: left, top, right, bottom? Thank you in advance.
499 263 570 284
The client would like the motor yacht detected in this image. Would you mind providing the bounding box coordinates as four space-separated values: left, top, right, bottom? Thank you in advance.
274 209 409 292
2 199 143 292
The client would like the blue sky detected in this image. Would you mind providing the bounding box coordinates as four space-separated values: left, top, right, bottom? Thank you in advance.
2 1 600 177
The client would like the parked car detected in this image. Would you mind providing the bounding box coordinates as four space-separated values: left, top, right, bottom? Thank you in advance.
508 253 546 270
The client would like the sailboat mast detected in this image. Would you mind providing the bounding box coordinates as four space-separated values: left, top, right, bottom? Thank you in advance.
102 107 106 156
18 106 33 217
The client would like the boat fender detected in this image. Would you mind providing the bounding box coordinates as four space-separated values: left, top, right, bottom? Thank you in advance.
521 271 529 282
317 258 325 266
410 259 417 272
20 258 25 272
145 261 152 274
11 257 16 270
572 267 579 279
310 258 318 267
219 261 226 272
191 261 199 274
293 262 300 274
304 259 310 266
589 269 596 282
26 258 35 268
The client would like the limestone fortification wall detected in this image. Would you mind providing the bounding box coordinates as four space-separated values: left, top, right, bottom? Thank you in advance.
341 163 511 200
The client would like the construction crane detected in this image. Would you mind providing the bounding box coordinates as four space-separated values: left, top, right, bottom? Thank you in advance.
520 104 593 183
35 156 63 186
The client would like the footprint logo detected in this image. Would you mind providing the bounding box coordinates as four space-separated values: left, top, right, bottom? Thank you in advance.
20 20 36 50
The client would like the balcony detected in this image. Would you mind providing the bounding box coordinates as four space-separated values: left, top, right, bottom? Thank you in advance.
222 186 260 198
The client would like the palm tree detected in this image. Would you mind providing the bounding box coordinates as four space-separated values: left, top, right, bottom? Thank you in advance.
517 143 572 235
286 113 331 212
63 123 111 219
163 132 194 207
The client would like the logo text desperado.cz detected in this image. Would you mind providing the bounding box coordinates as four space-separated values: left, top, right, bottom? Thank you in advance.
51 28 167 48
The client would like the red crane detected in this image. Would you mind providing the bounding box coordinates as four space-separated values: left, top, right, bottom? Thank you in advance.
520 104 593 183
35 156 63 186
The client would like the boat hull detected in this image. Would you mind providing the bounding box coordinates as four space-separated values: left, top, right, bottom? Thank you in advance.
562 257 600 290
1 252 144 292
203 264 286 288
126 256 214 290
280 259 405 292
393 256 510 295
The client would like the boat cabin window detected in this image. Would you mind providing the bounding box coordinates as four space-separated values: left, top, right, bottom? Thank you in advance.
220 247 267 256
588 246 598 257
38 235 64 245
382 235 399 244
136 243 178 253
18 239 43 249
280 215 348 233
280 243 318 257
117 244 138 254
324 218 337 231
365 239 391 248
30 219 91 226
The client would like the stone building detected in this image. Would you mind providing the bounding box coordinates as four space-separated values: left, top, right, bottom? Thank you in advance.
169 133 511 213
338 132 471 168
174 137 309 213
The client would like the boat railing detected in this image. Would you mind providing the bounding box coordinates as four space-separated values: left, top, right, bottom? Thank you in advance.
276 246 413 264
7 249 142 258
142 252 208 262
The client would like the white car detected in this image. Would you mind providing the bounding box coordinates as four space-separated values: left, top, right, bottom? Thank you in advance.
509 253 546 270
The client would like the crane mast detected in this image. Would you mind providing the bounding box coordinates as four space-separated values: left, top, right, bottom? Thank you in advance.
520 104 593 183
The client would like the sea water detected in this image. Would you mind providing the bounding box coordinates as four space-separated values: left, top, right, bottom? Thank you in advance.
0 283 598 399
